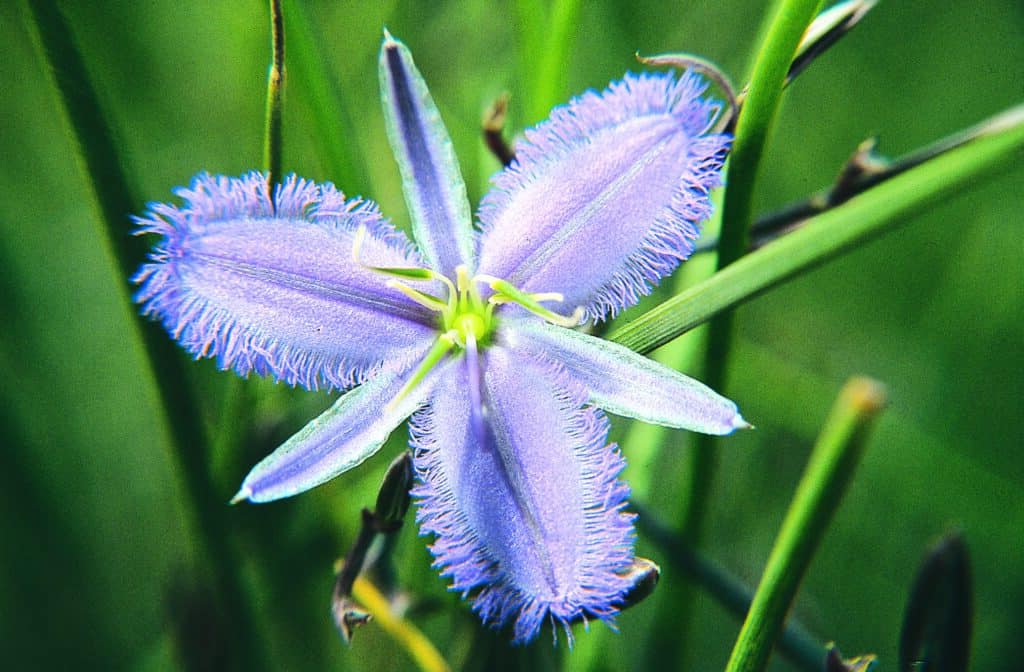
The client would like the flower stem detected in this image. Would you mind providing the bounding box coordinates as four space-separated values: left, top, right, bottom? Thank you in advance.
724 377 887 672
263 0 285 184
23 1 267 668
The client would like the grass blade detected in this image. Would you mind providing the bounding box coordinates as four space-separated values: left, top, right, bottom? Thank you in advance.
22 1 267 668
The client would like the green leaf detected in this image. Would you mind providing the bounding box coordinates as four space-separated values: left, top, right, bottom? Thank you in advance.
282 0 365 188
23 1 268 667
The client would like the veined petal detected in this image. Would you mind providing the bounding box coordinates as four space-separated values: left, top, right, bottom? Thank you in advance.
380 34 474 277
505 320 747 435
411 346 634 643
235 355 451 503
133 172 438 391
476 72 730 320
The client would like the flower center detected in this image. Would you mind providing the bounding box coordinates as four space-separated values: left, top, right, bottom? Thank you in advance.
453 312 488 345
441 264 494 349
351 225 584 409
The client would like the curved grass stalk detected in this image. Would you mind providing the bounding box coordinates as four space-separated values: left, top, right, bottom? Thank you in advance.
351 576 452 672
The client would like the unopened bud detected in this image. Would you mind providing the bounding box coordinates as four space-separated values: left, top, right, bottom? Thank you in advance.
374 451 414 529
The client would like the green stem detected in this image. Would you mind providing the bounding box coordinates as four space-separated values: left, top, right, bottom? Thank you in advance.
23 2 266 669
607 104 1024 355
263 0 285 183
719 0 824 266
658 1 823 666
725 377 887 672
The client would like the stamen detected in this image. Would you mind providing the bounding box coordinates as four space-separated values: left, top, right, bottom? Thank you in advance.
384 331 458 413
351 224 368 265
352 225 457 299
455 264 484 312
385 279 448 312
480 275 584 328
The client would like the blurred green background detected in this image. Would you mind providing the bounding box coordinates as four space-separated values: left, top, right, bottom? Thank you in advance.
2 1 1021 670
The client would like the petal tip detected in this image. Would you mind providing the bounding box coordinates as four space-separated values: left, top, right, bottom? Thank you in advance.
732 414 754 432
230 486 252 505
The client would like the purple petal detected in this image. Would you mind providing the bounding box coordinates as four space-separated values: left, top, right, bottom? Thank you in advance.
380 34 474 277
133 172 438 391
411 346 634 643
235 356 452 503
505 319 747 435
476 72 730 320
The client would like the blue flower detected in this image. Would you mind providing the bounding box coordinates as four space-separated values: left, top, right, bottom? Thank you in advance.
134 34 745 643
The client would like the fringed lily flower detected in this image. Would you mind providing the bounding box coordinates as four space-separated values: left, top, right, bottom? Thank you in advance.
134 34 746 643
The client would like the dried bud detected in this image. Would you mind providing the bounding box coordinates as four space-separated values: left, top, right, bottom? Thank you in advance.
331 592 373 644
899 532 972 672
618 557 661 610
825 645 878 672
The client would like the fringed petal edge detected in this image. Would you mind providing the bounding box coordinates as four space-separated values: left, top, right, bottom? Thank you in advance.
410 350 635 643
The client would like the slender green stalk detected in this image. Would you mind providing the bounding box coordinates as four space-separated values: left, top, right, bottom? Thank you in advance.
725 377 887 672
263 0 285 184
22 2 266 669
720 0 824 266
608 105 1024 355
655 2 823 666
693 104 1024 255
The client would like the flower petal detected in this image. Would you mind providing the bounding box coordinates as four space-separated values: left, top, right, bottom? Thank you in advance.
235 355 451 503
133 172 438 391
411 346 634 643
505 319 747 435
476 72 730 320
380 34 474 277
